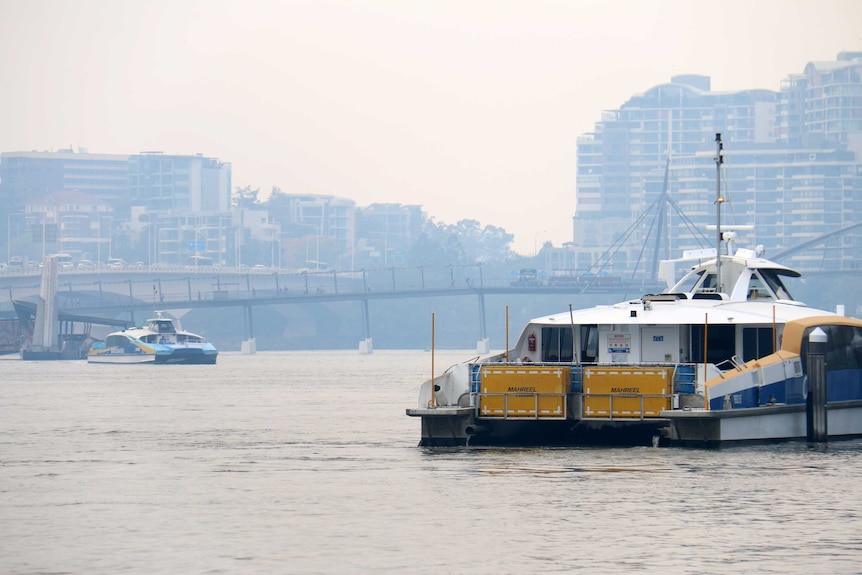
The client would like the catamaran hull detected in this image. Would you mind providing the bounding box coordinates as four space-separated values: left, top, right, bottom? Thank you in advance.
88 354 157 364
407 405 671 447
410 401 862 448
88 349 218 364
663 401 862 447
154 351 218 364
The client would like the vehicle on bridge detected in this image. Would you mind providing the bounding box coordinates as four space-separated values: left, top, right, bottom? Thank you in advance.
186 255 215 268
55 253 75 270
510 268 541 287
547 269 621 288
87 311 218 364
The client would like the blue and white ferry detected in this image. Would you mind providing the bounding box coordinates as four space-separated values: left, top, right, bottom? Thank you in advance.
87 312 218 365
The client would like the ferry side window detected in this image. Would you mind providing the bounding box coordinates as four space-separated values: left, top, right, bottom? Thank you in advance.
580 325 598 363
691 324 736 364
676 270 704 293
761 270 794 300
742 327 774 361
825 325 860 372
747 278 766 300
700 274 717 292
560 329 574 363
541 327 573 363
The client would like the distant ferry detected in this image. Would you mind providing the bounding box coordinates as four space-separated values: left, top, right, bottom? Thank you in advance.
87 312 218 364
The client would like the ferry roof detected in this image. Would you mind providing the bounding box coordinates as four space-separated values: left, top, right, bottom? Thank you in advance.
528 298 834 328
680 251 801 276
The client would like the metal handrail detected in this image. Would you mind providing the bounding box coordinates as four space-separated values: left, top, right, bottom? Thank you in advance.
475 391 568 420
580 392 674 421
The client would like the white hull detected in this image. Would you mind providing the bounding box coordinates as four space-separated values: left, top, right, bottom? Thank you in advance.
88 353 156 364
664 401 862 445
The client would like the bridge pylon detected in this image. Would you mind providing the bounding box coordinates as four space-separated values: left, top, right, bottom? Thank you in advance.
241 304 256 354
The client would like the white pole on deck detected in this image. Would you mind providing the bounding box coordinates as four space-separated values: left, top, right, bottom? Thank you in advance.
505 306 509 363
430 313 435 408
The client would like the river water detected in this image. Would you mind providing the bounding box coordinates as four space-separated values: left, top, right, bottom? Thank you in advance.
2 350 862 575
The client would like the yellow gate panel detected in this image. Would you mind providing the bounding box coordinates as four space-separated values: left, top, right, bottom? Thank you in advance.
479 365 569 418
582 366 672 418
583 394 611 417
536 394 565 417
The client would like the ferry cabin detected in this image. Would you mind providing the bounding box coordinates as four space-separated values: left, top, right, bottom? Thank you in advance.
494 296 816 415
508 252 817 395
515 299 793 381
500 248 830 396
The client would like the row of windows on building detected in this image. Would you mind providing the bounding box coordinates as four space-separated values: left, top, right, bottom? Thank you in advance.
572 52 862 274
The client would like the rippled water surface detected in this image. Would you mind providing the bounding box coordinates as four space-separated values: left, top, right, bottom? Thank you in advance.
2 351 862 574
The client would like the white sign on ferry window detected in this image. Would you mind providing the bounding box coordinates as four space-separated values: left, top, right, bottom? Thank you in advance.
608 333 631 354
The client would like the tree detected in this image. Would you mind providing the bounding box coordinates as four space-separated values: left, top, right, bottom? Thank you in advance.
262 186 293 227
407 218 514 266
473 223 515 263
232 186 260 208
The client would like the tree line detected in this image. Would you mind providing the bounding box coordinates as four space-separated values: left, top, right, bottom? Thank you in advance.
234 185 518 269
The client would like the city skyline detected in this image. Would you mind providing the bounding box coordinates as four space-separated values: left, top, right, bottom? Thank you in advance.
1 0 860 254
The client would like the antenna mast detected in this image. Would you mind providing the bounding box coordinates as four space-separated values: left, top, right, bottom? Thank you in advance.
714 133 724 292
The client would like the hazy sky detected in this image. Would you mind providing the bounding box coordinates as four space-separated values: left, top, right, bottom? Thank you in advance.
1 0 860 254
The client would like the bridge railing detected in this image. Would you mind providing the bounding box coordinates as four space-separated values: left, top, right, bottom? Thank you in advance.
1 262 671 307
2 264 508 301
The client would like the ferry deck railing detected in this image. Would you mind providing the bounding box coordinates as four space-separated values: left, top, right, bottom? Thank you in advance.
475 392 569 420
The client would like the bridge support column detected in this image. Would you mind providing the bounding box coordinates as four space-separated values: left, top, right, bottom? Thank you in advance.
241 304 256 355
241 338 257 354
358 298 373 354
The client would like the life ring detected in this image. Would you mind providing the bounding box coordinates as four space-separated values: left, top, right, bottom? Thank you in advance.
522 356 532 363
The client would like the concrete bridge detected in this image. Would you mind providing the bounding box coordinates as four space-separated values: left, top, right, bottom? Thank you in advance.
1 264 665 354
2 259 859 354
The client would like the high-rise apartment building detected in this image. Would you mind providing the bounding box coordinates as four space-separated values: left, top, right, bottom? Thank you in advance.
573 52 862 275
0 148 129 211
20 190 115 264
355 203 424 265
777 51 862 153
278 195 356 247
128 152 231 214
1 149 233 264
1 149 129 263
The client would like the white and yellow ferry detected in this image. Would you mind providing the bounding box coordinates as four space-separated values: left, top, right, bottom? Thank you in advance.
407 135 862 447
